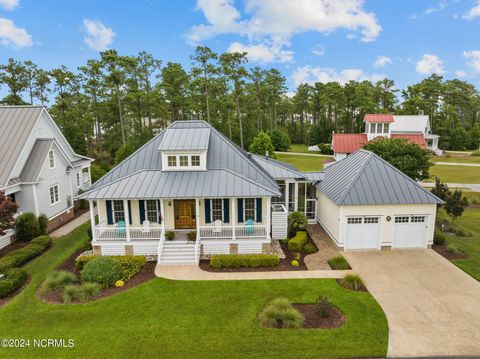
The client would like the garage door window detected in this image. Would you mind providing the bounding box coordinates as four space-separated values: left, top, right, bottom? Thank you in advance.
395 216 409 223
411 216 426 223
364 217 379 224
347 217 362 224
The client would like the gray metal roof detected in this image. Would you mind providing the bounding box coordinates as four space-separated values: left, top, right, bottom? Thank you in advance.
302 171 325 182
317 150 443 206
251 154 305 179
0 106 44 188
20 139 53 182
158 127 210 151
80 120 279 199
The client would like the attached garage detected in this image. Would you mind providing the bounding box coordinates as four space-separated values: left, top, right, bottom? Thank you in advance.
345 217 380 250
393 215 428 249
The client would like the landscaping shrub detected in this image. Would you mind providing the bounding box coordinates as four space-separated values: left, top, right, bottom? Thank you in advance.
291 260 299 267
40 271 77 294
433 232 446 246
115 280 124 287
76 255 146 280
0 268 28 298
339 274 365 291
258 297 304 329
0 237 52 271
15 212 40 241
38 214 48 235
287 231 307 252
318 143 334 155
270 128 291 152
165 231 175 241
328 256 351 270
210 254 279 269
279 238 289 246
63 282 101 303
80 257 123 287
288 211 308 237
315 296 332 317
303 242 317 254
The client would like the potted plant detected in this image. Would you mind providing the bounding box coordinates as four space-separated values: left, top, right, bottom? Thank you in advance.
165 231 175 241
187 231 197 243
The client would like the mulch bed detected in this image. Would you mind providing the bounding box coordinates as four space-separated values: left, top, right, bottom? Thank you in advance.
38 250 157 304
292 304 345 329
335 279 368 292
433 244 468 260
0 240 29 259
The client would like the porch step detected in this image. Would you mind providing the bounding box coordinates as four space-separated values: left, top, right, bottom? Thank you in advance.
158 242 197 265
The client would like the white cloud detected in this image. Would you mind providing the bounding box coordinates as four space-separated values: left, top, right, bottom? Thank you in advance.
83 19 115 52
292 65 385 87
188 0 381 63
227 41 293 63
0 0 18 11
410 0 447 20
415 54 445 74
0 17 32 48
463 50 480 73
463 1 480 20
311 44 325 56
456 70 466 78
374 55 392 68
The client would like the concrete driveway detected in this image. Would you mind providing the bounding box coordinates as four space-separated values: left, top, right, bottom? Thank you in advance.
344 250 480 358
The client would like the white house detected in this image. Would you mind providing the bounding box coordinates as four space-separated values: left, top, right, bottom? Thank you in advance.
0 106 93 232
79 120 442 265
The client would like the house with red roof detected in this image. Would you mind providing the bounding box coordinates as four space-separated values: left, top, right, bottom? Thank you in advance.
332 113 440 161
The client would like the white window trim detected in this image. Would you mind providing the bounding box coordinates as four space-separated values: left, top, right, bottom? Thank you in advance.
144 200 161 223
162 152 207 171
243 198 257 222
112 200 125 224
210 198 224 222
48 149 56 169
49 184 60 206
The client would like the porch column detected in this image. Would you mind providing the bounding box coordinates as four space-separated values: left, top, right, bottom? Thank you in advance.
195 198 200 236
285 180 290 212
266 197 271 240
294 182 298 211
231 198 236 240
124 199 131 242
160 199 165 226
89 200 96 242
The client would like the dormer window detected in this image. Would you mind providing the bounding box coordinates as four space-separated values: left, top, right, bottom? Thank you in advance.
163 153 206 170
377 123 383 133
191 155 200 167
179 155 189 167
383 123 389 133
167 156 177 167
370 123 376 133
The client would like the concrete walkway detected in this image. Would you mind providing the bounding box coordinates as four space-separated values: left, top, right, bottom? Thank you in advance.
344 249 480 358
50 211 90 238
155 265 351 280
434 161 480 167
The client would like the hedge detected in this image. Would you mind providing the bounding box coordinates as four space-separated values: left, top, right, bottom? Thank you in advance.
0 268 28 298
15 212 40 242
210 254 279 268
288 231 308 252
0 236 52 271
76 255 147 280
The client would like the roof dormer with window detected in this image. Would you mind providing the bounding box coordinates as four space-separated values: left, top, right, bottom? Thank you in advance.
364 114 394 141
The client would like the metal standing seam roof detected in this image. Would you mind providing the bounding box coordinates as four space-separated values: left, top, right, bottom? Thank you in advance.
80 120 280 199
317 150 443 206
158 127 211 151
251 154 305 179
364 114 395 123
332 133 368 154
390 134 427 149
0 106 44 188
302 172 325 182
20 139 54 182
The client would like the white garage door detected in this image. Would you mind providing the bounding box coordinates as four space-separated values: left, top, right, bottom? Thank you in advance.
393 215 428 249
345 217 381 250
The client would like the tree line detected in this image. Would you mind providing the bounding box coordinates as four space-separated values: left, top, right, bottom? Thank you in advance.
1 47 479 172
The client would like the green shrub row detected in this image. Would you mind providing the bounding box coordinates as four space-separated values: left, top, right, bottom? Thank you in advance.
287 231 307 252
0 268 28 298
76 255 146 280
210 254 279 268
15 212 48 242
0 236 52 271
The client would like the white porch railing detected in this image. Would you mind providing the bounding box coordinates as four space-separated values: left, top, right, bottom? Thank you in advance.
198 224 267 239
95 222 163 241
194 231 201 263
157 227 166 262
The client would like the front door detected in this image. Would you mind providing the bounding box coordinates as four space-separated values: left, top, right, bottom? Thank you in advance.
174 200 196 229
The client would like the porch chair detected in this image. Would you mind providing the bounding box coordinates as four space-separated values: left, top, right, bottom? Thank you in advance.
245 218 255 236
142 220 151 236
213 220 222 236
116 220 126 237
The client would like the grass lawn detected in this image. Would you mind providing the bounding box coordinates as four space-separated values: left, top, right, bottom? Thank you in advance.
429 164 480 183
433 155 480 164
276 153 330 171
288 143 320 153
0 223 388 359
437 206 480 281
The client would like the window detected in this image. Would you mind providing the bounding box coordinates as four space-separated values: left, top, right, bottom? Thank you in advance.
377 123 383 133
145 200 160 223
347 217 362 224
179 155 189 167
272 180 286 205
211 199 224 222
370 123 376 133
395 216 409 223
191 155 200 167
364 217 379 224
411 216 426 223
383 123 389 133
167 156 177 167
76 173 81 187
48 150 55 169
244 198 256 221
49 185 59 205
112 200 125 223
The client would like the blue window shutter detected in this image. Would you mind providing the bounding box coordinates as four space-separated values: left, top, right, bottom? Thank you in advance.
139 200 145 223
205 199 211 223
128 200 132 225
157 200 162 223
106 200 113 225
223 198 229 223
256 198 262 222
237 198 244 223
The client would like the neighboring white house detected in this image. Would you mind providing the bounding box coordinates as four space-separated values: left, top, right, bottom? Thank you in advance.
0 106 93 232
79 120 442 265
332 113 441 161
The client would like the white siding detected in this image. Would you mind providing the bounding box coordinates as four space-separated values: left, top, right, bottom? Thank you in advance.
317 192 341 245
15 185 36 214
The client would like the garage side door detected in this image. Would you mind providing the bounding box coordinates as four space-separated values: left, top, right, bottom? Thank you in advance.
393 215 427 249
345 217 380 250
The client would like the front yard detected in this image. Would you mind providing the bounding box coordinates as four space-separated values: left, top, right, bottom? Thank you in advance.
276 153 329 171
429 164 480 183
0 223 388 359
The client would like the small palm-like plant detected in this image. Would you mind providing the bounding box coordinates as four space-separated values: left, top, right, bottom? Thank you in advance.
258 297 304 329
40 271 77 294
340 274 365 291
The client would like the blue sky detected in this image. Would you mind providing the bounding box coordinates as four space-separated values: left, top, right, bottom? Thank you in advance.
1 0 480 93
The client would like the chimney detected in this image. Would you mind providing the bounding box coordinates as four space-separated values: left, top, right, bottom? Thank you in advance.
265 150 269 158
418 110 424 116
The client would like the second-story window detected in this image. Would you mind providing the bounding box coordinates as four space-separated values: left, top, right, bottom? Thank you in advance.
191 155 200 167
48 150 55 169
179 155 188 167
167 155 176 167
370 123 376 133
377 123 383 133
383 123 389 133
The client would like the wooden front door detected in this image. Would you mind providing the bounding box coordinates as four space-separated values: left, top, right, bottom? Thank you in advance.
174 200 196 229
